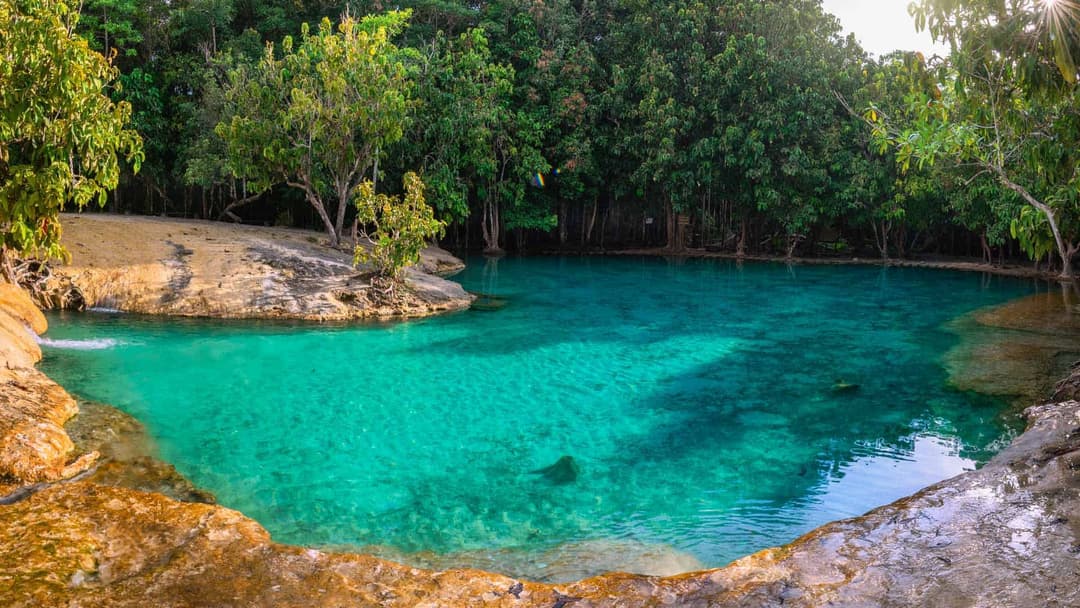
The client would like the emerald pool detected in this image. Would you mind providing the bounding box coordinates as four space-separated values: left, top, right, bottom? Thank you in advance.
39 257 1039 579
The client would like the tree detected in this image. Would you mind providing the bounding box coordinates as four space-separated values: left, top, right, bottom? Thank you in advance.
839 52 937 260
399 28 514 226
354 171 445 280
872 0 1080 278
0 0 142 272
77 0 144 65
216 11 413 246
178 0 235 57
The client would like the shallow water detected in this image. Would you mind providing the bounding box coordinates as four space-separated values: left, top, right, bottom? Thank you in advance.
40 257 1039 579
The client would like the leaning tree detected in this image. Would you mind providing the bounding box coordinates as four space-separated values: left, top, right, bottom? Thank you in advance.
870 0 1080 279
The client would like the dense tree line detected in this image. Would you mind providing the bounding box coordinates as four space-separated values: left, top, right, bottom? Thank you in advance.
47 0 1080 276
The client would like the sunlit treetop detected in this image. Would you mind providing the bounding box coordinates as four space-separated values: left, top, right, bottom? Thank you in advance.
911 0 1080 83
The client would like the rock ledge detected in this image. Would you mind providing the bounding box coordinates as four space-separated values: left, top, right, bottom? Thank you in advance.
50 214 473 320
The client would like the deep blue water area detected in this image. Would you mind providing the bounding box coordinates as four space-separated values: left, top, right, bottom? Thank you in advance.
39 256 1038 576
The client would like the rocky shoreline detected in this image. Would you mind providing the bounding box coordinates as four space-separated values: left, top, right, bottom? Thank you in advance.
2 252 1080 605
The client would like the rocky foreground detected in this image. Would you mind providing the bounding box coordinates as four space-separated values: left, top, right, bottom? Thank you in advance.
2 276 1080 606
48 214 473 320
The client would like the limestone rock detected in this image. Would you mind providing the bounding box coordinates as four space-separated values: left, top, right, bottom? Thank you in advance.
65 401 214 503
0 368 96 483
52 214 473 321
373 539 707 583
0 309 41 370
0 283 47 335
1052 360 1080 402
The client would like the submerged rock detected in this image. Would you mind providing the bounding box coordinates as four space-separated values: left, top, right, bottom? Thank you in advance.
65 402 214 504
469 293 509 312
831 379 860 394
946 291 1080 406
1051 360 1080 402
372 539 707 583
531 455 580 485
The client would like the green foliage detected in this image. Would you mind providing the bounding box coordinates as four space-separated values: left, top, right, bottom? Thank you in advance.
59 0 1073 264
77 0 144 61
910 0 1079 84
873 0 1080 275
354 172 445 279
216 10 414 244
1011 206 1056 263
0 0 142 261
400 27 514 224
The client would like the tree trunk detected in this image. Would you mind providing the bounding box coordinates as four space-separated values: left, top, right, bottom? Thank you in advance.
736 218 747 258
288 178 338 245
314 199 338 245
660 200 669 250
481 198 502 254
220 191 265 223
1064 243 1078 280
558 200 568 246
584 199 598 246
334 183 350 246
785 234 801 259
304 193 337 244
872 220 890 261
673 214 687 253
991 165 1074 280
600 206 610 251
895 224 907 258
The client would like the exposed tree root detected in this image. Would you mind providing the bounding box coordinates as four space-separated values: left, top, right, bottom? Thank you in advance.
13 259 86 311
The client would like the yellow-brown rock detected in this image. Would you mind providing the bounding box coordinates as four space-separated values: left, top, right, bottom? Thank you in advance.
946 290 1080 405
65 401 215 503
0 367 96 483
0 280 98 487
0 310 40 370
0 282 47 335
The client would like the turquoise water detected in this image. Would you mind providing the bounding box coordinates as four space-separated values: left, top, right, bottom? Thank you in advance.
40 257 1037 578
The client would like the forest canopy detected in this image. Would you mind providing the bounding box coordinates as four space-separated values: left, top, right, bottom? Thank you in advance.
0 0 142 272
3 0 1076 277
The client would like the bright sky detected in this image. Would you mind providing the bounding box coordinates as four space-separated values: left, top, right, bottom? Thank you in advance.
821 0 951 58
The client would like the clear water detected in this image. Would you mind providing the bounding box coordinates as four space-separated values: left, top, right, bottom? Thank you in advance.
39 257 1036 577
